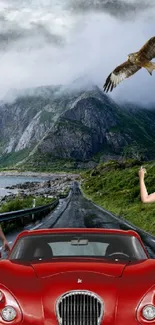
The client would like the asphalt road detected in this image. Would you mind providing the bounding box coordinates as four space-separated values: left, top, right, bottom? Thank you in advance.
50 184 121 229
1 181 155 258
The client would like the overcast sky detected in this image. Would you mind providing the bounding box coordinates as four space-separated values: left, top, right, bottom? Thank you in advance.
0 0 155 105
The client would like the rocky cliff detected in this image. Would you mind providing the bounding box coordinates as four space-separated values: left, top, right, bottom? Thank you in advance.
0 84 155 168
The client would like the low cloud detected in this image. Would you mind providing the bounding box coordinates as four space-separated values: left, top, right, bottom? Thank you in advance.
0 0 155 105
67 0 153 19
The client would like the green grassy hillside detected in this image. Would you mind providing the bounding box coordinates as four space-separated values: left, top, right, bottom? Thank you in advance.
81 159 155 235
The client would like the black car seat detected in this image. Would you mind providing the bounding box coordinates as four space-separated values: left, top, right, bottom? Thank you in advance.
105 242 129 257
33 242 53 259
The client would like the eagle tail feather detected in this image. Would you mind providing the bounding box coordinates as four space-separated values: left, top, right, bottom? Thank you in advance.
144 62 155 75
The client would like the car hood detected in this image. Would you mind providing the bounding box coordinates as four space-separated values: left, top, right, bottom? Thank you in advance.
0 259 155 325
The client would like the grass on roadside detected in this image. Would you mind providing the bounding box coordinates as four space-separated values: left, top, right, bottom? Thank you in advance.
0 195 55 213
81 159 155 235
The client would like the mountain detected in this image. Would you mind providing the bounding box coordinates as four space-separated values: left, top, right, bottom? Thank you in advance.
1 84 155 170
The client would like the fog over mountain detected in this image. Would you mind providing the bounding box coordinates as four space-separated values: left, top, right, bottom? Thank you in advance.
0 0 155 104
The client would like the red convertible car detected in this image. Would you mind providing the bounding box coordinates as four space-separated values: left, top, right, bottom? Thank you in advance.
0 228 155 325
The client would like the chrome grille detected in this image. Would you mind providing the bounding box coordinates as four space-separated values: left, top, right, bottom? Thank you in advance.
56 290 104 325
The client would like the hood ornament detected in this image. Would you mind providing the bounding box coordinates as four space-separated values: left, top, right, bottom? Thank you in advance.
77 278 82 283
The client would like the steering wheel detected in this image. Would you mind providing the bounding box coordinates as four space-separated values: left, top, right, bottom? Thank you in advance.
108 252 130 258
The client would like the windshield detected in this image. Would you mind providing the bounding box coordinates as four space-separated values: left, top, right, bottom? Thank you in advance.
9 232 147 261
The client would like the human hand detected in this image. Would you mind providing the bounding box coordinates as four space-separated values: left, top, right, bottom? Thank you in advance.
2 239 10 252
138 166 147 179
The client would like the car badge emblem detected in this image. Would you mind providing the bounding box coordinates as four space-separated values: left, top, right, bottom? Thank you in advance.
77 278 82 283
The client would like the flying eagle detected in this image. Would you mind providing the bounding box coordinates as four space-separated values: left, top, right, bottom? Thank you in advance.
103 36 155 93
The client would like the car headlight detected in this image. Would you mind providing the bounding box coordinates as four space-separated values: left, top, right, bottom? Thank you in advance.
142 305 155 320
1 306 17 321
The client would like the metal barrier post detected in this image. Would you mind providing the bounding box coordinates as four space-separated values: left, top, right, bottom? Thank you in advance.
32 199 36 220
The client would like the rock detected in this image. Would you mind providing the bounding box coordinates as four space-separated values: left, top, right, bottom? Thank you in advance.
0 84 155 166
1 174 75 204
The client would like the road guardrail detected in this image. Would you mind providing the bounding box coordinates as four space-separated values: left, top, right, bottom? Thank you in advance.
0 199 59 222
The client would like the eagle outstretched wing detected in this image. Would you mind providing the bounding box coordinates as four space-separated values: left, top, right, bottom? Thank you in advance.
103 61 141 93
138 36 155 60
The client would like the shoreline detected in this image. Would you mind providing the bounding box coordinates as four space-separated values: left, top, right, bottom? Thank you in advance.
0 171 80 178
0 171 80 198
